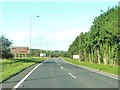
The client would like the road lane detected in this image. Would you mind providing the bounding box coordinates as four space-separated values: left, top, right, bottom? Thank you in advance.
56 58 118 88
2 58 118 89
2 62 44 89
18 58 84 88
17 58 118 88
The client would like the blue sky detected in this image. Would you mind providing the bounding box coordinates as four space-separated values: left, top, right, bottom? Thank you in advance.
1 1 118 51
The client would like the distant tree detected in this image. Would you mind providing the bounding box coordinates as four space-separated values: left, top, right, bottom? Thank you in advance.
0 35 13 59
31 49 40 57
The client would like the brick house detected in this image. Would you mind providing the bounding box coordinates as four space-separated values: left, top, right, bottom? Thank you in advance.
11 47 30 58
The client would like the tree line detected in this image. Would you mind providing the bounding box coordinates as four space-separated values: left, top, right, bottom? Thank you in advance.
68 6 120 65
31 49 69 58
0 35 69 59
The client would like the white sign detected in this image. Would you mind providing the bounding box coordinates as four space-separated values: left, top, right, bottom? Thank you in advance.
40 53 46 57
73 55 79 59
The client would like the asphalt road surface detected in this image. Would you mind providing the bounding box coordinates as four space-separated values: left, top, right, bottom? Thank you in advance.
2 58 118 89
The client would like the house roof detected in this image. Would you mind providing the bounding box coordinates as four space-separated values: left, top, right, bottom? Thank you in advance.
11 47 29 54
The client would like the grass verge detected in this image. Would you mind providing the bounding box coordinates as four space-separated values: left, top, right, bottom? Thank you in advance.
0 57 47 82
63 58 119 75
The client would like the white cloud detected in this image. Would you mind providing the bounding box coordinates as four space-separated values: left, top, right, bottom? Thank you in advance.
4 28 89 51
4 30 30 47
33 28 89 50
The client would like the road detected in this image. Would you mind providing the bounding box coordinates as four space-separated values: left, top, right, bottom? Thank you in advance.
2 58 118 89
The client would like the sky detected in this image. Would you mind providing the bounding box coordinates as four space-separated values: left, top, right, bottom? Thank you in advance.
0 1 118 51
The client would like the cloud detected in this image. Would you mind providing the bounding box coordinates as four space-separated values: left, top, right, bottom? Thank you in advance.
4 30 30 47
4 28 89 51
35 28 89 50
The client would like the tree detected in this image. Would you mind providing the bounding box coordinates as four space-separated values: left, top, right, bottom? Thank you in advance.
68 6 119 65
0 35 13 59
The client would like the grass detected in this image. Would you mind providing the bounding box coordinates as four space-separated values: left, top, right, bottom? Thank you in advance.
63 58 119 75
0 57 47 82
1 57 119 82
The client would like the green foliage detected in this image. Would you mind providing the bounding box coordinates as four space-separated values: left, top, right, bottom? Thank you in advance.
31 49 69 58
68 6 119 65
64 58 119 75
31 49 41 57
0 35 13 59
1 58 45 82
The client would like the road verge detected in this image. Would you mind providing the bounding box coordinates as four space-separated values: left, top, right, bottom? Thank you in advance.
61 57 119 80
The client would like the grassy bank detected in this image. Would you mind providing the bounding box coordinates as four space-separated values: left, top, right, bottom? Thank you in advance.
0 57 47 82
63 58 119 75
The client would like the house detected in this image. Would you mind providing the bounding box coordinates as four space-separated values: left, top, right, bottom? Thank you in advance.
11 47 29 58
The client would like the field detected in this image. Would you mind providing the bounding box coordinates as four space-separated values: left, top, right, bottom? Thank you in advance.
0 57 46 82
63 58 119 75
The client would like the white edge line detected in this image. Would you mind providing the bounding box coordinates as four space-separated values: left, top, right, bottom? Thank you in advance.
12 60 46 89
68 72 76 79
60 58 119 80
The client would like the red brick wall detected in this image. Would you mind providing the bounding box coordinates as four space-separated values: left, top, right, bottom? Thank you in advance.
11 47 29 54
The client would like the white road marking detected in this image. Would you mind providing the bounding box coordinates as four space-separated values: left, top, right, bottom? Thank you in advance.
12 61 45 89
61 66 63 69
68 72 76 79
60 57 118 80
94 71 118 80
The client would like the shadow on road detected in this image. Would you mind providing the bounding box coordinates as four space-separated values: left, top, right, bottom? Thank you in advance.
43 62 56 64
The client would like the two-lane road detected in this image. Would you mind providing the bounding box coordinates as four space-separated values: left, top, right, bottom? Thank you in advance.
2 58 118 89
17 58 118 88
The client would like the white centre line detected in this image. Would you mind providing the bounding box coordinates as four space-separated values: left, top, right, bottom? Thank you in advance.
68 72 76 79
12 61 45 89
61 66 63 69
